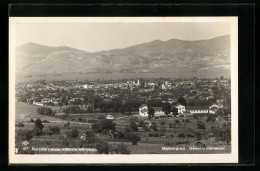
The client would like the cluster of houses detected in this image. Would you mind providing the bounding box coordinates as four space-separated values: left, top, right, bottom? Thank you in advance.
27 98 61 106
139 103 222 117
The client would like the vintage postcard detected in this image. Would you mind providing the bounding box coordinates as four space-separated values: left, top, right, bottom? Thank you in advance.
9 17 238 164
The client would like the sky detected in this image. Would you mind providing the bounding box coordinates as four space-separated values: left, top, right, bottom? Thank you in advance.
15 22 230 52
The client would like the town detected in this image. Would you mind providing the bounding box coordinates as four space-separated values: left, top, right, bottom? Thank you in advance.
15 77 231 154
16 77 231 115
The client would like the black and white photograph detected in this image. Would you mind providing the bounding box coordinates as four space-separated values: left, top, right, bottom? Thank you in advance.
9 17 238 164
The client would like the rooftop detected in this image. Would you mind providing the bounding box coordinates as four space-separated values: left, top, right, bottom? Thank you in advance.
186 106 209 110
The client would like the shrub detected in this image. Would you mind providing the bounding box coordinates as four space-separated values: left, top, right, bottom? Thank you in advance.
34 118 44 136
160 128 166 133
37 107 53 116
175 120 180 124
114 143 130 154
160 121 166 125
78 117 83 122
154 133 160 137
92 119 116 133
187 133 194 138
41 120 50 123
49 126 60 134
184 119 190 123
66 127 79 139
98 115 106 120
88 119 98 123
197 122 206 129
96 142 110 154
124 132 141 145
150 122 158 132
178 133 186 138
130 122 138 132
193 115 198 119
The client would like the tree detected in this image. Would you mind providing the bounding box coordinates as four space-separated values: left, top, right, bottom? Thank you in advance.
124 132 141 145
92 119 116 133
96 142 110 154
148 107 155 119
177 97 187 106
114 143 130 154
197 121 206 129
130 121 138 132
49 126 60 135
171 107 178 117
83 131 96 147
37 107 53 116
162 103 171 115
150 122 158 132
66 127 79 139
195 132 202 141
216 127 231 145
119 107 126 114
178 133 186 138
34 118 44 136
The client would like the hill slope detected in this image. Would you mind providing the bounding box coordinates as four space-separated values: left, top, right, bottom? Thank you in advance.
16 35 230 76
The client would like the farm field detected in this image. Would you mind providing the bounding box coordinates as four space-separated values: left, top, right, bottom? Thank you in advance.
15 102 231 154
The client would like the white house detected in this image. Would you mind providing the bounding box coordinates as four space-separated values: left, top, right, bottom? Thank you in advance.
139 104 148 117
185 106 209 114
209 104 221 109
174 104 186 114
106 115 114 120
153 107 165 117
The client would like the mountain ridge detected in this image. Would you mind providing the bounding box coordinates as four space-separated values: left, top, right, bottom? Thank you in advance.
16 35 230 76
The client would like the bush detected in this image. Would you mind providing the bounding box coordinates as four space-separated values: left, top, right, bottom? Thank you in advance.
41 120 50 123
193 115 198 119
178 133 186 138
197 122 206 129
124 132 141 145
98 115 106 120
160 128 166 133
37 107 53 116
49 126 60 135
130 122 138 132
184 119 190 123
92 119 116 133
113 143 130 154
175 120 180 124
150 122 158 132
187 133 194 138
34 118 44 136
66 127 79 139
96 142 110 154
160 121 166 125
88 119 98 123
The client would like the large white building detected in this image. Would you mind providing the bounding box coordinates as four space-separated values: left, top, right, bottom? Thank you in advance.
139 104 148 117
174 104 186 114
139 104 165 117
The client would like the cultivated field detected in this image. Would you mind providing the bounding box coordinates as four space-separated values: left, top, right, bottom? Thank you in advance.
14 102 231 154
